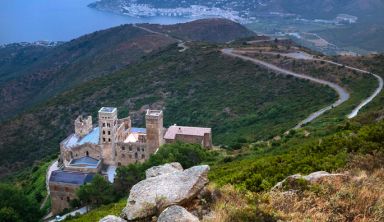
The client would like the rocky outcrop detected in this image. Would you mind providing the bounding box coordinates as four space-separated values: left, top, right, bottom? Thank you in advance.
145 162 183 178
273 171 347 190
99 215 127 222
122 164 210 220
158 205 199 222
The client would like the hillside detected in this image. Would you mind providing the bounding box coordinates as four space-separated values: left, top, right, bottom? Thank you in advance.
0 25 176 121
0 19 254 122
64 114 384 221
315 23 384 53
0 19 383 222
0 41 337 177
139 19 255 43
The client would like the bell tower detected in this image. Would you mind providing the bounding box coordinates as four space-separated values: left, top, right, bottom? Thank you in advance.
98 107 118 165
145 110 164 154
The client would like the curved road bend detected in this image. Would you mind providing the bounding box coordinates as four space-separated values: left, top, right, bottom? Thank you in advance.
221 48 350 129
316 59 383 119
258 51 384 119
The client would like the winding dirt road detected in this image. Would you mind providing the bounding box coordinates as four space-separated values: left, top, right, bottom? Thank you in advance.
260 51 384 119
222 48 350 129
316 59 383 119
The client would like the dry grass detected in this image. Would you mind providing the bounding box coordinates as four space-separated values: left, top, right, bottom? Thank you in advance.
204 184 277 222
206 154 384 222
258 158 384 221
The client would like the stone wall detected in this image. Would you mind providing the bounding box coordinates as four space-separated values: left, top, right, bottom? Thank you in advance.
115 142 148 166
175 134 204 146
50 182 79 215
116 117 131 142
146 110 164 154
61 143 102 166
74 116 92 137
203 133 213 148
165 133 212 148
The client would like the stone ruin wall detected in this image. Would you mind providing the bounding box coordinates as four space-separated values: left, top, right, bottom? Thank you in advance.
115 142 148 166
60 143 102 166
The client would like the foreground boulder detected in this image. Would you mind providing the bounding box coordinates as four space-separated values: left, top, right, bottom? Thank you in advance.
273 171 347 190
122 164 210 220
158 205 199 222
146 162 183 178
99 215 127 222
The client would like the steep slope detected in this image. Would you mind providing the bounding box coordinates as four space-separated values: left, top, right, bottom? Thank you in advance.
0 25 176 121
0 19 255 122
0 43 335 177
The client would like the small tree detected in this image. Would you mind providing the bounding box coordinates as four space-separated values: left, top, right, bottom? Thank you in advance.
76 175 116 208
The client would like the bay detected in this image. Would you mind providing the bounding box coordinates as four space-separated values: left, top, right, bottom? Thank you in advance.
0 0 190 44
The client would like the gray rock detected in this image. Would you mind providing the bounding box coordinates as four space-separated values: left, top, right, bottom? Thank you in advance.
158 205 199 222
146 162 183 178
99 215 127 222
272 171 346 190
122 165 210 220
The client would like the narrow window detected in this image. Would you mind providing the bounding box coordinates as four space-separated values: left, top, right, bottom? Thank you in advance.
122 146 125 151
141 154 145 159
103 123 105 127
103 130 105 135
86 151 89 156
108 138 111 142
108 131 111 135
135 153 138 159
103 138 106 142
137 147 140 152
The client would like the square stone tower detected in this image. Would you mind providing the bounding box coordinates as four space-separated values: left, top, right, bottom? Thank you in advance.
98 107 118 165
75 115 92 137
145 110 164 154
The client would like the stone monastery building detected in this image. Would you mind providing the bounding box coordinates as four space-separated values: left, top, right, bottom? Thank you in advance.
49 107 212 214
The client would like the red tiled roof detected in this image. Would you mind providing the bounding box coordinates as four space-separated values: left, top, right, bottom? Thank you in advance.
164 125 211 140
